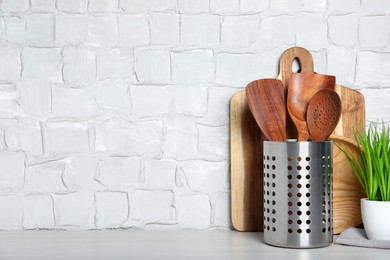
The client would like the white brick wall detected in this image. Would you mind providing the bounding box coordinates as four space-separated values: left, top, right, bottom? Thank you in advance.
95 191 129 228
0 47 21 81
135 48 171 84
23 194 55 229
53 192 95 229
25 160 67 193
31 0 56 12
22 47 62 80
89 0 119 13
0 195 23 230
96 156 140 186
0 152 25 193
144 159 176 189
5 17 26 45
63 47 96 85
63 157 100 190
328 14 359 47
118 15 150 47
87 16 118 47
130 190 175 223
181 15 220 46
359 16 390 50
26 14 55 46
177 194 211 228
0 83 19 114
57 0 88 13
46 121 90 155
56 14 88 45
18 79 51 118
172 50 215 84
221 15 260 47
149 13 180 45
1 0 29 13
163 116 198 160
5 118 43 156
0 1 389 231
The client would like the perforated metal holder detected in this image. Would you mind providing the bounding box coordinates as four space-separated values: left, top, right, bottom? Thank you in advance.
263 140 333 248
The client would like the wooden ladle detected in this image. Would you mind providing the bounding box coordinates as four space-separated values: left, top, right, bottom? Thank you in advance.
245 79 286 142
287 73 336 141
307 88 342 141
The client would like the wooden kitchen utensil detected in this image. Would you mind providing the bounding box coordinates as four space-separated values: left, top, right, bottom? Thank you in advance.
307 89 342 141
231 47 365 234
245 79 286 142
287 73 336 141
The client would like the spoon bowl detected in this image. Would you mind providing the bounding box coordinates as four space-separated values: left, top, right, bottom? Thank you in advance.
307 89 342 141
287 73 336 141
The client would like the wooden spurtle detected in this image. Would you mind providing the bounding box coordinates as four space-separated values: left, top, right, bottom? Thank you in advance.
245 79 286 142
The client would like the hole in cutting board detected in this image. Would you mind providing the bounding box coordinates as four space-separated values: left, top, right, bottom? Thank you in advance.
292 58 301 73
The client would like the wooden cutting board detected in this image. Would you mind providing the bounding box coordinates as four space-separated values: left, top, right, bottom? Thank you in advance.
231 47 366 234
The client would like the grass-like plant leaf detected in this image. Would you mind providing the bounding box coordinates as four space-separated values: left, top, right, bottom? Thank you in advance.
336 122 390 201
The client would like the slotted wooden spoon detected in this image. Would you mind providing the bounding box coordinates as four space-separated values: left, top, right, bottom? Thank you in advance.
287 73 336 141
245 79 286 142
307 88 342 141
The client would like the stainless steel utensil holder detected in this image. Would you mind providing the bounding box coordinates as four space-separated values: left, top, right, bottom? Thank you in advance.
263 141 333 248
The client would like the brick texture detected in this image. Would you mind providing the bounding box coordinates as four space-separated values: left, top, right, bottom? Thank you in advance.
0 1 388 231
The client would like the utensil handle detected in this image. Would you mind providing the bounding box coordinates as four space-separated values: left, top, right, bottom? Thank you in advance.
277 47 314 90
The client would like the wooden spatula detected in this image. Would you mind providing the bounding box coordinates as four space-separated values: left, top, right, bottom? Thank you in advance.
287 73 336 141
307 89 342 141
245 79 286 142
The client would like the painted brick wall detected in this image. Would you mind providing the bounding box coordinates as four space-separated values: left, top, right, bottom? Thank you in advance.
0 0 389 230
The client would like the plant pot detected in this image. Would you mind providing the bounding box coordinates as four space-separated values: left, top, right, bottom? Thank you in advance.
361 198 390 240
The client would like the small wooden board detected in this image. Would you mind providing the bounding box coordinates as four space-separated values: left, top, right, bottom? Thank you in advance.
231 47 366 234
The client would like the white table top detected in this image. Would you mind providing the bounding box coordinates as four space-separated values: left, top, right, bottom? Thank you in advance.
0 230 388 259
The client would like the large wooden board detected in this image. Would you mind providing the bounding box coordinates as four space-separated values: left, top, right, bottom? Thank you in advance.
231 91 264 231
332 84 366 233
231 47 366 234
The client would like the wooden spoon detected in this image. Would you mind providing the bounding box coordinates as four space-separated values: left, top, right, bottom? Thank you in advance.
277 47 314 139
245 79 286 142
307 89 342 141
287 73 336 141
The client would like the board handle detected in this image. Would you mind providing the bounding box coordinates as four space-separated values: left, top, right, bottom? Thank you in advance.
277 47 314 90
276 47 314 139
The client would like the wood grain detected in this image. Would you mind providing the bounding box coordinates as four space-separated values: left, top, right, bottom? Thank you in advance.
307 89 342 141
231 91 264 231
332 85 366 233
276 47 314 139
277 47 314 90
287 73 336 141
231 47 366 234
334 85 366 137
245 79 286 142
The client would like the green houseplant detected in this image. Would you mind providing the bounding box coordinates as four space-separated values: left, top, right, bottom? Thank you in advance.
338 122 390 240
